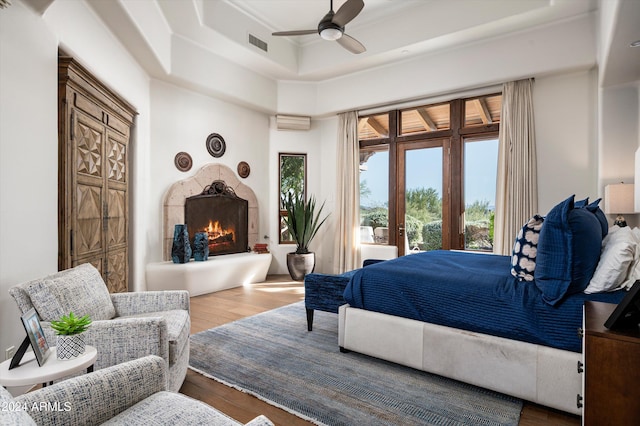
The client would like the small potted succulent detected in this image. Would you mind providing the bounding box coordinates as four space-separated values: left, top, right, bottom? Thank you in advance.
50 312 92 360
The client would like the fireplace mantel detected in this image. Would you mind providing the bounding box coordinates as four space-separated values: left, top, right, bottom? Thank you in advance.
162 163 259 261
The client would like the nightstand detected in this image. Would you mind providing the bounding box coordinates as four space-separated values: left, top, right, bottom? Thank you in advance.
582 301 640 425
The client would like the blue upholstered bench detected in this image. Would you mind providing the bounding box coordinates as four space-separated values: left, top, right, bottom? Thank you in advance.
304 259 383 331
304 270 357 331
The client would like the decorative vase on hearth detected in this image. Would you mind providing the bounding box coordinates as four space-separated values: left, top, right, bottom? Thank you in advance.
193 232 209 261
171 224 192 263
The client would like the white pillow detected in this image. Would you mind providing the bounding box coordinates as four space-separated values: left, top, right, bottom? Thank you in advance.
618 227 640 290
584 226 636 293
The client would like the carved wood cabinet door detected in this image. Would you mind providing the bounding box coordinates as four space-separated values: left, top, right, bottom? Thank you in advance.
59 56 136 293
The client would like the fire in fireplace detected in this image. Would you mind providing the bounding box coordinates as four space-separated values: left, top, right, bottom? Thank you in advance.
184 180 249 256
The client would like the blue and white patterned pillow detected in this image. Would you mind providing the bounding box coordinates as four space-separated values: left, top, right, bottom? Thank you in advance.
511 214 545 281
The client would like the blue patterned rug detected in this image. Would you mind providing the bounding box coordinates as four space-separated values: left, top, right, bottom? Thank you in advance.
189 302 523 426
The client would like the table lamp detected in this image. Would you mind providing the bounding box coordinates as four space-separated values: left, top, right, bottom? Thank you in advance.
604 183 635 227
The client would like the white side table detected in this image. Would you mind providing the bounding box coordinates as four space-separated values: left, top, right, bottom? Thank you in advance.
0 346 97 395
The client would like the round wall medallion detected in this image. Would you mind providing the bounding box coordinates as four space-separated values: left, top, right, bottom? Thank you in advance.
206 133 226 158
174 152 192 172
237 161 250 178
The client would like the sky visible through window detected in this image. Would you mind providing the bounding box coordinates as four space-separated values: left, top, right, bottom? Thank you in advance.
361 139 498 209
465 139 498 210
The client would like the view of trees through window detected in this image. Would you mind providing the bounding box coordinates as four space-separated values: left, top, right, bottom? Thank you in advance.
359 94 501 254
279 153 306 243
360 147 389 244
464 138 498 251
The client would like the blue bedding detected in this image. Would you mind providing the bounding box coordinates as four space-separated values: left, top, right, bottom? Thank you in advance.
343 250 626 353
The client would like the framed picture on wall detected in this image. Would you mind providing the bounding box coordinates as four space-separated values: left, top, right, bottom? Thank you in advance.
21 308 50 366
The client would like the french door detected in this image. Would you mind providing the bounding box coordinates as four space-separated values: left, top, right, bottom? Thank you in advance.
396 138 456 256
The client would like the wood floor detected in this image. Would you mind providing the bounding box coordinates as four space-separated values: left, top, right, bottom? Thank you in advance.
179 275 581 426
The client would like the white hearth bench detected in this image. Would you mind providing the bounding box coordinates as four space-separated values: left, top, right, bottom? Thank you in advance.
146 252 272 296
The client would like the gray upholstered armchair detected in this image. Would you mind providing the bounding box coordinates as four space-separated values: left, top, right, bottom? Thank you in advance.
0 355 273 426
9 263 190 392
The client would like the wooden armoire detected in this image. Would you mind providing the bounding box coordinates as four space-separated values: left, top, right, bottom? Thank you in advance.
58 55 137 293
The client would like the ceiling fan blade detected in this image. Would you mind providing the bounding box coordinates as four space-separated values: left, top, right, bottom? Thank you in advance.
332 0 364 27
337 33 366 54
272 29 317 36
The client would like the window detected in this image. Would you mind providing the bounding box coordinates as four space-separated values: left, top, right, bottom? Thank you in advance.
358 94 501 255
359 145 389 244
464 137 499 251
279 153 306 244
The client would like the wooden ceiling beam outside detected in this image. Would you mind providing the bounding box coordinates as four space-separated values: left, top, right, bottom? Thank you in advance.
472 98 492 124
365 116 388 137
416 108 437 131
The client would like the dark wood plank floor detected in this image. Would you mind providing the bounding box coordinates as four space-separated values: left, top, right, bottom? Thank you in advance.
180 275 580 426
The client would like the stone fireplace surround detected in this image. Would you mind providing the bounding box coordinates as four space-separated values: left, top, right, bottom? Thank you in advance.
144 163 271 296
162 163 259 260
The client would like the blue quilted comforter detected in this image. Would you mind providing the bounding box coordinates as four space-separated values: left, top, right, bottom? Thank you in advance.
343 250 626 352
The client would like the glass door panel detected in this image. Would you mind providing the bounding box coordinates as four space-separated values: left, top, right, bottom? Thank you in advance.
399 143 443 255
359 146 390 245
463 138 498 251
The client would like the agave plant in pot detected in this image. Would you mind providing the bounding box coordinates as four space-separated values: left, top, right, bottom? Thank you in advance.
50 312 92 360
282 192 329 281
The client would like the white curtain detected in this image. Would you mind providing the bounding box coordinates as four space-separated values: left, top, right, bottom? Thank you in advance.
333 111 361 273
494 79 538 255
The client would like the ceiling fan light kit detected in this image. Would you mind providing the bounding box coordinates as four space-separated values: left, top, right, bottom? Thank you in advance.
320 27 343 41
273 0 365 53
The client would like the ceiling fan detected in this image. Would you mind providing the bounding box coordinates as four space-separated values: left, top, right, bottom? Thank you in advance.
272 0 366 54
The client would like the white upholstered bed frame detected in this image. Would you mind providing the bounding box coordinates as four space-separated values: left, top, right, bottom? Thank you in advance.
338 304 583 415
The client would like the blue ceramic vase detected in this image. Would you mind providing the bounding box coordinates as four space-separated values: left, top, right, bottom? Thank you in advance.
193 232 209 261
171 224 192 263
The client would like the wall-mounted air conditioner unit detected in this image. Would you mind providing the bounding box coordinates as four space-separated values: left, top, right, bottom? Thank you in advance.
276 115 311 131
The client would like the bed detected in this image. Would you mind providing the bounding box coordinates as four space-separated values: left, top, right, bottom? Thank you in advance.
338 195 636 415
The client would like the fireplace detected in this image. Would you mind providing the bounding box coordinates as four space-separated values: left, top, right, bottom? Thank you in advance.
185 180 249 256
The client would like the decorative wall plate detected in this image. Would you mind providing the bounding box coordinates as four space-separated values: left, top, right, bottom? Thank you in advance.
174 152 192 172
237 161 250 178
206 133 226 158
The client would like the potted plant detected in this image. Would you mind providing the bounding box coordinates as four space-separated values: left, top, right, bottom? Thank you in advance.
282 192 329 280
50 311 92 360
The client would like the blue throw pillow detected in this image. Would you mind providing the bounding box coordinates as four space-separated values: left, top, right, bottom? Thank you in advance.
511 214 544 281
574 197 589 208
535 195 603 305
584 198 608 238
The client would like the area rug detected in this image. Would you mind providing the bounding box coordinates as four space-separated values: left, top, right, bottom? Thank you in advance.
189 302 523 426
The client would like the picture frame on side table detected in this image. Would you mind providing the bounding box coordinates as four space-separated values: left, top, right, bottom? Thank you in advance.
13 308 50 368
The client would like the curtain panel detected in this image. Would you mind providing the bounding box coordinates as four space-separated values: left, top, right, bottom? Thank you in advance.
494 79 538 255
333 111 361 273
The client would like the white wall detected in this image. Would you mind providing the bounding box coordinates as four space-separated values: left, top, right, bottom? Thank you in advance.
267 117 328 274
599 84 639 186
0 0 58 361
44 0 152 292
148 80 271 263
599 82 639 225
534 69 599 213
279 13 597 117
0 0 150 356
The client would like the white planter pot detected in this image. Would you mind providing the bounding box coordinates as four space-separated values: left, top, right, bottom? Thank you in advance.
56 333 86 360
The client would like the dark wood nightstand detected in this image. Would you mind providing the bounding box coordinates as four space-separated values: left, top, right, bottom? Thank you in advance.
582 301 640 425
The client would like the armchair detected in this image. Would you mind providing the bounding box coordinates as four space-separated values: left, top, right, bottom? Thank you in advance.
9 264 190 391
0 355 274 425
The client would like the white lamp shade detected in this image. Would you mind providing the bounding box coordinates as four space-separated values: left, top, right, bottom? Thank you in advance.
604 183 635 214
